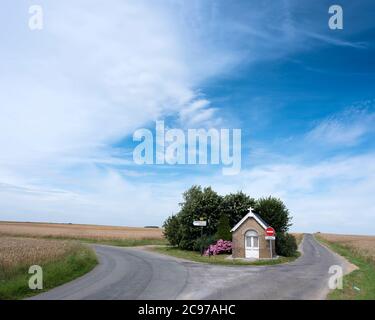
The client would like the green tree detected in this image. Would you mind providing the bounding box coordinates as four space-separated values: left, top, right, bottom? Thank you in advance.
215 214 232 241
221 192 256 227
253 196 296 256
163 215 182 246
177 185 223 250
253 196 292 233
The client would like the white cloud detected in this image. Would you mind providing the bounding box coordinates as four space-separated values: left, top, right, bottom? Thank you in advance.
4 151 373 234
0 2 236 178
195 153 375 235
178 99 220 127
0 0 242 225
307 101 375 146
0 1 374 235
302 31 368 49
0 171 180 227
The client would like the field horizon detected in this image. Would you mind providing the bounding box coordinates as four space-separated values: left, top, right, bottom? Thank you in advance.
1 220 374 238
0 220 164 241
0 220 161 229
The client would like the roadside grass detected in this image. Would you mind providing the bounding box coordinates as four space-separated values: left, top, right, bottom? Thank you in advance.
316 236 375 300
0 241 97 300
0 232 167 247
151 246 300 266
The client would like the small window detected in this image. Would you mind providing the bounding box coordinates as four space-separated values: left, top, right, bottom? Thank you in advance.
246 237 252 247
252 236 259 248
245 230 258 237
245 230 259 248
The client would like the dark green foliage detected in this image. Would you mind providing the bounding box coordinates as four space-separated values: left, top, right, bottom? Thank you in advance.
163 186 296 256
221 192 256 227
193 235 217 252
163 187 256 250
177 186 222 250
253 197 292 233
253 197 296 256
162 215 182 246
276 233 298 257
215 214 232 241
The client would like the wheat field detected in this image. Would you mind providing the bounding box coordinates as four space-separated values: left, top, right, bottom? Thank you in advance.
0 237 83 278
317 233 375 264
0 221 164 241
291 233 304 245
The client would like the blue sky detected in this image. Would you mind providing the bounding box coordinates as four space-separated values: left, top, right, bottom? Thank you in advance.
0 0 374 234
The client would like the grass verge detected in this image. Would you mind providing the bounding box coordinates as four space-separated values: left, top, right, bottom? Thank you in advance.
151 246 300 266
0 244 97 300
316 236 375 300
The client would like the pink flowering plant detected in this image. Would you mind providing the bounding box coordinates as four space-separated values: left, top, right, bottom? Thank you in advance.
204 239 232 256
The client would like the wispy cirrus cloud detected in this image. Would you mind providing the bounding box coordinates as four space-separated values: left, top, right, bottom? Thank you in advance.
0 0 374 233
1 0 311 180
307 101 375 147
302 31 368 49
0 1 237 180
205 152 375 235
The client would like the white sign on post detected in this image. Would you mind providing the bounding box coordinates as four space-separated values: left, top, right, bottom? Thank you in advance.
265 236 276 240
193 221 207 227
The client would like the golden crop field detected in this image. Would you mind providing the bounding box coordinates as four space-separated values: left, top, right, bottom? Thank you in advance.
0 237 83 278
317 233 375 264
291 233 304 245
0 221 164 241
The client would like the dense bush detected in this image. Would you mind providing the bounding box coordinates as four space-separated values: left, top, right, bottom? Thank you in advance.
193 235 217 252
215 214 232 241
176 186 222 250
162 215 181 246
276 233 298 257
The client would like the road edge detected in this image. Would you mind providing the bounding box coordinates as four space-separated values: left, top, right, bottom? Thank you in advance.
313 234 359 300
313 234 359 274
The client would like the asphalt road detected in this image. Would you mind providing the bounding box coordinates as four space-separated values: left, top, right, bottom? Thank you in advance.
30 234 349 300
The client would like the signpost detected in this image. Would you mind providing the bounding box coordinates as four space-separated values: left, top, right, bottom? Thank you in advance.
265 227 276 259
193 221 207 227
193 218 207 255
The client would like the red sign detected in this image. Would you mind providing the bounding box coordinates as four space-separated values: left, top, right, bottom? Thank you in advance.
266 227 275 236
